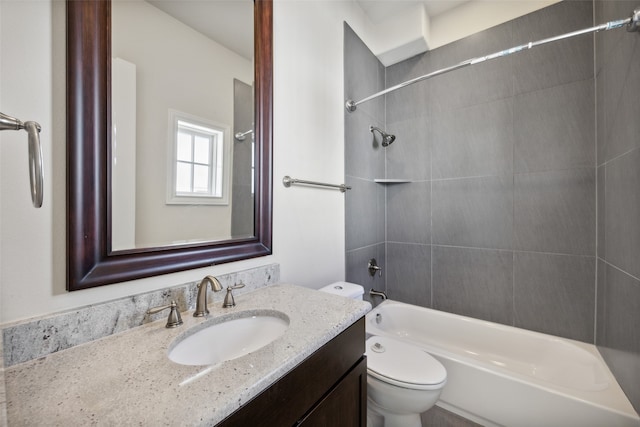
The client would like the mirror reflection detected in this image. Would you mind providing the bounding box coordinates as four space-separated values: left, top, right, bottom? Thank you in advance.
110 0 254 250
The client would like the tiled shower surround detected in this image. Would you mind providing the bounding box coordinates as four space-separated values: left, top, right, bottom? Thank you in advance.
345 0 640 413
595 0 640 413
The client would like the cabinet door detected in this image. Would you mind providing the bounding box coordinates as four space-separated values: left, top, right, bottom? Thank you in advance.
218 318 365 427
297 357 367 427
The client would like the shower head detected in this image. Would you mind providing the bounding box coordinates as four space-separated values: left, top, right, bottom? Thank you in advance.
370 126 396 147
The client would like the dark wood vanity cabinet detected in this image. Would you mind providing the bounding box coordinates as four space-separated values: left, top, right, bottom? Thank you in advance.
296 357 367 426
218 317 367 427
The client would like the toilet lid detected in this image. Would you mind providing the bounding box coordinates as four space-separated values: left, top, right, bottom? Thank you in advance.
366 336 446 390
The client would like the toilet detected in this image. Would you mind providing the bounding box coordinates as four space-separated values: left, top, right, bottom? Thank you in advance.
319 281 365 299
319 282 447 427
365 335 446 427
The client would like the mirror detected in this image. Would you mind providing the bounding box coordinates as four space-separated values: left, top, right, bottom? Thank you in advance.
67 0 272 291
110 0 255 249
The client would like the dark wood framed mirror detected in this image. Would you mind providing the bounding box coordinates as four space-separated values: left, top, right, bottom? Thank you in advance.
66 0 272 291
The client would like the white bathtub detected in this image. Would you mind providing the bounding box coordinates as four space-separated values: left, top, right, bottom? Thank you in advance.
366 300 640 427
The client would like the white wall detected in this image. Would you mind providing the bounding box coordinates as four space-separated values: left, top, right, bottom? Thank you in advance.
358 0 561 66
0 0 367 324
428 0 561 49
111 58 137 250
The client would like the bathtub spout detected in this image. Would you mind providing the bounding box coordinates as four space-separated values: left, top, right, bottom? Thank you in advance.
370 289 387 300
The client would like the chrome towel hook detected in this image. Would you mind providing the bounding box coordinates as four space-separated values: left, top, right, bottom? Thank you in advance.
0 112 44 208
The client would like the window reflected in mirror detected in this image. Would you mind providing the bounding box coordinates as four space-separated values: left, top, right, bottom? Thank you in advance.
168 111 229 204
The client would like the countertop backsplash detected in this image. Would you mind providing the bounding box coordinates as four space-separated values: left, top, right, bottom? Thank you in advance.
2 263 280 367
1 331 6 427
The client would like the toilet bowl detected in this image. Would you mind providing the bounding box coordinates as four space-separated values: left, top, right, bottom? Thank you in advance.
366 335 446 427
319 283 447 427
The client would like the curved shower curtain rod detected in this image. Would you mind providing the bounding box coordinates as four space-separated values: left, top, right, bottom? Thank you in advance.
346 6 640 112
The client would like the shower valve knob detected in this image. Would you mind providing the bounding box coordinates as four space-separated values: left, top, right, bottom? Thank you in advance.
368 258 382 277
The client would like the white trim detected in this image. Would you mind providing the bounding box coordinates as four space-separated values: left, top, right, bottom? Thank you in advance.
166 109 231 205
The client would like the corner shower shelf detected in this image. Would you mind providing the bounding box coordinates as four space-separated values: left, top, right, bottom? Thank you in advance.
374 179 412 184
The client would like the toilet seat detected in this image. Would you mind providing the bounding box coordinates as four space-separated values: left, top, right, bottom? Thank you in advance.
366 336 447 391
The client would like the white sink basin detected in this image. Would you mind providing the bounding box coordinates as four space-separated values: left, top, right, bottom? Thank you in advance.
169 311 289 366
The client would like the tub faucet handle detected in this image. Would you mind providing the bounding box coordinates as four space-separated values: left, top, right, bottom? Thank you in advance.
368 258 383 277
223 282 245 308
147 300 183 328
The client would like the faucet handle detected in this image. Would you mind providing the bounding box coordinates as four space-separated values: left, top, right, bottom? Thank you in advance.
147 300 183 328
368 258 383 277
222 282 245 308
230 282 245 290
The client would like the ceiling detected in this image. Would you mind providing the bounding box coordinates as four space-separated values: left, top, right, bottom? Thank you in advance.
147 0 254 60
144 0 555 67
354 0 559 65
357 0 470 23
145 0 472 62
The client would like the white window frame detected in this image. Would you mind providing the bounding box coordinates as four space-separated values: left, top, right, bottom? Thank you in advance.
166 109 231 205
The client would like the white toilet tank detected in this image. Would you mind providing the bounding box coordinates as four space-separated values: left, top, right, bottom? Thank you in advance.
319 281 364 300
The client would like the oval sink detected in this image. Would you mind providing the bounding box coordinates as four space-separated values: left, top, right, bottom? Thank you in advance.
169 311 289 366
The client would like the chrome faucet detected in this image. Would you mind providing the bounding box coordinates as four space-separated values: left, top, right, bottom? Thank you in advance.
194 275 223 317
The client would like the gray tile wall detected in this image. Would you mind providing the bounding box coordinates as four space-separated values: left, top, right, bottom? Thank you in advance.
231 79 255 238
382 0 597 342
595 0 640 413
344 24 386 305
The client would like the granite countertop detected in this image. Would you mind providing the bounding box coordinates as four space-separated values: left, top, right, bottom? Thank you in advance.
5 284 371 426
